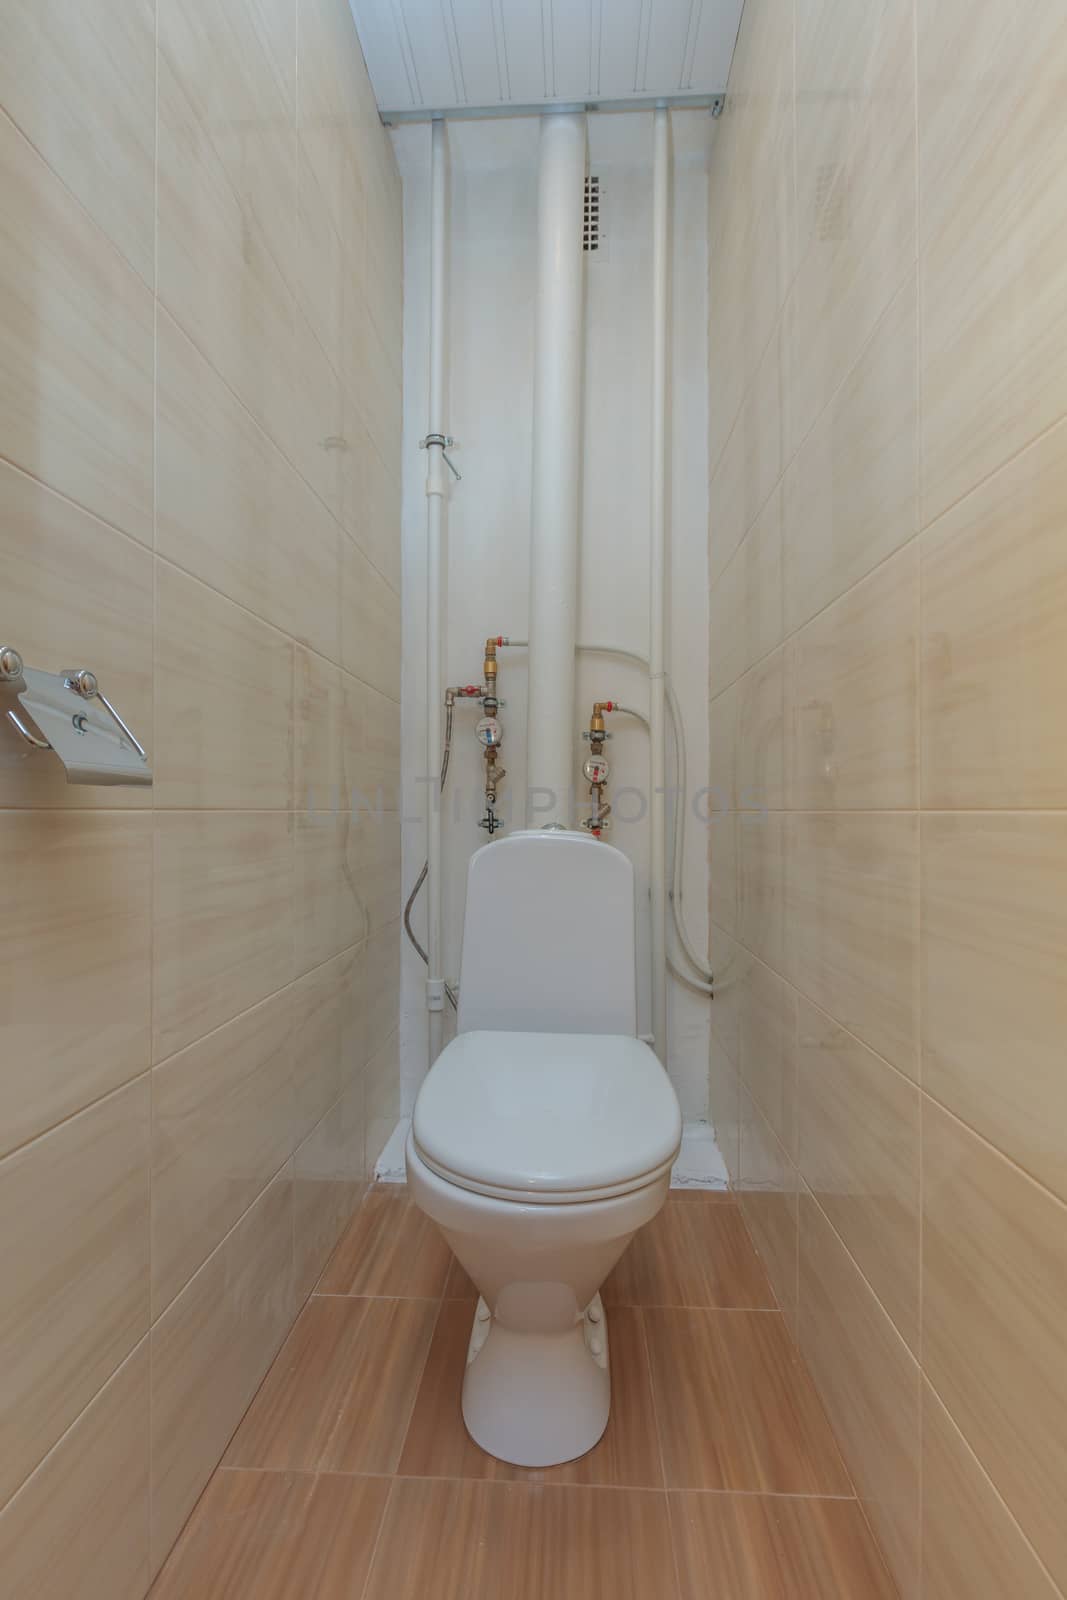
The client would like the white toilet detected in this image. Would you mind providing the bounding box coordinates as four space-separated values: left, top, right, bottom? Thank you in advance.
406 829 682 1468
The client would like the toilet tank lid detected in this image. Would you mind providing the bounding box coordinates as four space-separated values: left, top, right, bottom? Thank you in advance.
412 1030 682 1199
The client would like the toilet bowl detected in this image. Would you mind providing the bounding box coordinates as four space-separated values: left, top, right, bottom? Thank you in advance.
407 831 682 1467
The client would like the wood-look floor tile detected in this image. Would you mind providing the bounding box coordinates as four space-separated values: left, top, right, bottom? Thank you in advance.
668 1187 738 1203
317 1185 452 1297
670 1492 895 1599
646 1309 852 1494
399 1302 662 1487
225 1296 436 1474
443 1255 478 1299
363 1478 678 1600
604 1198 775 1308
149 1470 391 1599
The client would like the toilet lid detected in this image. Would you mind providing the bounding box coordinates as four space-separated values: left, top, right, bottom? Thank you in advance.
412 1030 682 1202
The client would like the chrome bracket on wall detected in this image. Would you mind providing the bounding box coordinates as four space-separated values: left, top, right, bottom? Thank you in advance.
0 646 152 787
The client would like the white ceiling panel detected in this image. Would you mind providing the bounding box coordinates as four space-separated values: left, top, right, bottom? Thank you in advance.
349 0 743 118
551 0 595 103
499 0 549 102
450 1 507 104
594 0 643 97
641 0 697 92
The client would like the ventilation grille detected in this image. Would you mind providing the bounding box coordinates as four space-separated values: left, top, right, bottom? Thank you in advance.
583 175 601 252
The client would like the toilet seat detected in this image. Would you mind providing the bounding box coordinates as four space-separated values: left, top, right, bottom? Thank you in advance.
412 1029 682 1206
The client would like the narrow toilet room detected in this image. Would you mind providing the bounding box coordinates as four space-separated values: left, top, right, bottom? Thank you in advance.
1 2 1065 1598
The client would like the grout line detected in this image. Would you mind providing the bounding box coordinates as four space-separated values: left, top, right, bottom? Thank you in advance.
913 0 925 1564
356 1474 398 1600
149 0 161 1567
0 934 375 1171
388 1276 448 1475
0 102 154 293
716 906 1067 1220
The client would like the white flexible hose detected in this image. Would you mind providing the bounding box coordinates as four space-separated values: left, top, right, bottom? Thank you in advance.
500 639 715 987
578 646 714 986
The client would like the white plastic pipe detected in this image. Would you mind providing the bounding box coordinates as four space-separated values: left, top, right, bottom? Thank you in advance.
425 117 448 1063
649 107 670 1064
526 113 587 827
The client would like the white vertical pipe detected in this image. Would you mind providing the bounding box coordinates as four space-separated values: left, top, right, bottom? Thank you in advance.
526 113 587 826
426 117 448 1063
649 107 670 1063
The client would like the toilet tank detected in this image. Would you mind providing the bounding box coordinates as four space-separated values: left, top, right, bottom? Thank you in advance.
456 830 638 1036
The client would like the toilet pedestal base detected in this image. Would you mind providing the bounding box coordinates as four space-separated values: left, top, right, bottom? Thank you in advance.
461 1295 611 1468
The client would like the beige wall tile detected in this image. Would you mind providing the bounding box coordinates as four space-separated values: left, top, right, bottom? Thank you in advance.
738 810 785 971
797 996 920 1353
708 812 738 937
295 647 344 809
922 813 1067 1205
151 987 297 1317
783 276 918 633
293 1089 366 1302
0 1340 150 1600
707 0 796 470
154 811 294 1059
0 2 156 284
708 683 736 811
922 1378 1059 1600
156 314 342 664
289 947 351 1139
787 544 919 810
150 1169 295 1575
0 1079 150 1506
347 806 402 935
158 0 296 287
364 1026 400 1177
785 812 918 1078
738 1089 798 1326
922 1099 1067 1589
0 812 152 1159
342 536 402 700
0 462 154 811
157 56 294 454
708 926 748 1068
297 0 371 241
354 921 402 1066
709 324 787 588
297 146 348 370
290 313 349 521
0 0 402 1570
353 429 402 594
921 420 1067 808
736 646 784 812
708 1033 741 1187
919 0 1067 521
294 811 369 976
342 674 402 808
0 115 154 544
792 0 916 444
799 1194 921 1598
739 956 796 1158
154 564 294 810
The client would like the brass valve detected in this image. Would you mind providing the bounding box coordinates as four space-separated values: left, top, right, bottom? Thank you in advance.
483 636 500 693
